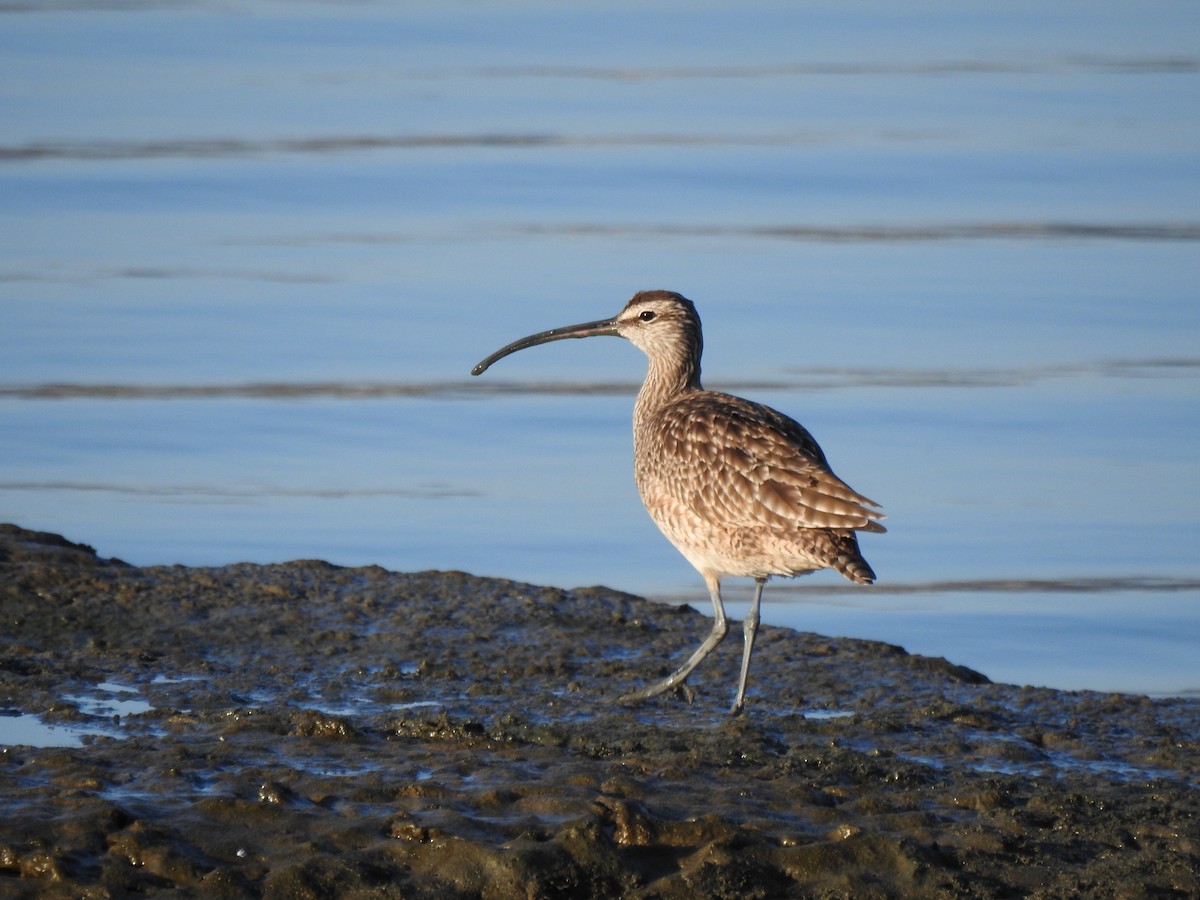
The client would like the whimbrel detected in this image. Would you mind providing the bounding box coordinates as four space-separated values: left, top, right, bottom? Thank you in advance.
472 290 884 713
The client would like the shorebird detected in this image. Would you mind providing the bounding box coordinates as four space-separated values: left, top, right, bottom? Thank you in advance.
472 290 884 713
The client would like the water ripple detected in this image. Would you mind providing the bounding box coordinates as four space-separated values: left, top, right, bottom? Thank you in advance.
234 222 1200 247
507 222 1200 243
673 575 1200 598
3 359 1196 401
0 132 797 162
0 482 479 500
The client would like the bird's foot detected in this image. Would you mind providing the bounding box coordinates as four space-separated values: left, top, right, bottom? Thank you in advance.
618 679 695 706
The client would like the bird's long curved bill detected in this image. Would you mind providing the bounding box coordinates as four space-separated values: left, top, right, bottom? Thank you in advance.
471 317 618 376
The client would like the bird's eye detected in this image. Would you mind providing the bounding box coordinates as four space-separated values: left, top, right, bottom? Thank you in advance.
639 310 657 322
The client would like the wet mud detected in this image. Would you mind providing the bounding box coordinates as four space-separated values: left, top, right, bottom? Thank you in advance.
0 523 1197 897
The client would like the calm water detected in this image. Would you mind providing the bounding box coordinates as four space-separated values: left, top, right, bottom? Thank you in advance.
2 2 1198 697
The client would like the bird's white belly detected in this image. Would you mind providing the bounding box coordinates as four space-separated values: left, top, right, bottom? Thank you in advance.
640 489 823 581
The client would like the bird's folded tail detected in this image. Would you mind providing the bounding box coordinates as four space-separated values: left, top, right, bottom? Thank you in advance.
828 530 877 585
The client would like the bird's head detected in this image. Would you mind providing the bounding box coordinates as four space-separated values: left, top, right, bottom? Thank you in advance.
471 289 702 377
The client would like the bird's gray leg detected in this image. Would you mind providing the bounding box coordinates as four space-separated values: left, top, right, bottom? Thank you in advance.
620 573 728 704
730 577 766 714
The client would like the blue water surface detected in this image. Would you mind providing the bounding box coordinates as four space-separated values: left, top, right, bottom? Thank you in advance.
2 1 1198 695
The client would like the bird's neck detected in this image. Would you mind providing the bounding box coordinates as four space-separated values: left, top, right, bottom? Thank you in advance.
635 351 701 419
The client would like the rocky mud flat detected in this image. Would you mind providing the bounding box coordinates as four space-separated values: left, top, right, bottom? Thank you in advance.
0 524 1197 897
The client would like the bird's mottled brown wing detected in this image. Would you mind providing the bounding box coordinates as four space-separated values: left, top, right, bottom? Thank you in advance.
653 392 886 533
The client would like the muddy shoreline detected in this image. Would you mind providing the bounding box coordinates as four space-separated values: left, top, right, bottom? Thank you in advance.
0 524 1196 897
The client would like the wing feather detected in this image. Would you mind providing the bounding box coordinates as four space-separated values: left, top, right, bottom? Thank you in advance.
652 392 885 533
